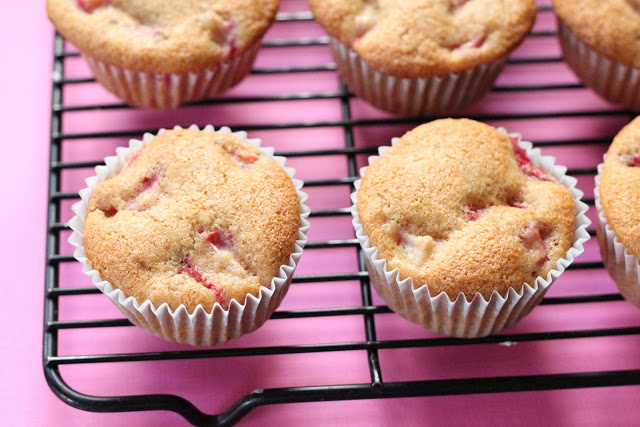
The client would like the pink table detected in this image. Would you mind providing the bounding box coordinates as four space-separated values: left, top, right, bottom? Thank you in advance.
4 1 640 425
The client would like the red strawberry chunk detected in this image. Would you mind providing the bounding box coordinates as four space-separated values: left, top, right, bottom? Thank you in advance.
521 222 542 249
510 201 528 209
397 231 443 266
201 230 234 252
509 196 528 209
231 149 259 165
126 171 162 210
120 151 141 174
398 231 445 247
448 30 487 50
465 34 486 49
511 140 553 182
465 205 480 221
77 0 109 13
218 19 238 58
353 5 377 46
178 257 226 304
619 151 640 166
520 221 548 267
450 0 469 12
102 206 117 218
228 38 238 57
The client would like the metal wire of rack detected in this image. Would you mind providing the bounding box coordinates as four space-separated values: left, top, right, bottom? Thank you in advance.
43 3 640 426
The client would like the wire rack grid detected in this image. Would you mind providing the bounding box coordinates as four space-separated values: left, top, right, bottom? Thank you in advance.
44 1 640 425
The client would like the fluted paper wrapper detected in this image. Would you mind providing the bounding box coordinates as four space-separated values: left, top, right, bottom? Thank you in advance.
329 37 506 116
351 129 590 338
595 163 640 308
84 43 259 110
558 19 640 111
68 125 311 346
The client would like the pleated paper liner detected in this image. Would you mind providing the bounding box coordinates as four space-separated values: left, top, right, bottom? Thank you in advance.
329 37 506 116
84 43 259 110
558 19 640 111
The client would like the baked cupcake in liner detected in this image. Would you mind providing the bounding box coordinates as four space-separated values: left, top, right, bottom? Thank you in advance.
554 1 640 111
351 127 590 338
309 0 536 115
47 0 278 110
68 125 310 346
594 164 640 308
595 117 640 308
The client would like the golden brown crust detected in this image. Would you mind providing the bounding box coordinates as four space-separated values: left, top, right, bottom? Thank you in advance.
83 129 301 312
308 0 536 78
553 0 640 68
357 119 576 300
601 116 640 258
47 0 279 73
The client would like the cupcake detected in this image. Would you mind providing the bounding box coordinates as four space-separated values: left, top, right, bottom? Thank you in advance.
68 125 310 346
47 0 279 109
308 0 536 115
554 0 640 110
352 119 590 338
596 117 640 308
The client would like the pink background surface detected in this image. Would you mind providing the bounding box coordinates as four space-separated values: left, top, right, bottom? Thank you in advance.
3 0 640 425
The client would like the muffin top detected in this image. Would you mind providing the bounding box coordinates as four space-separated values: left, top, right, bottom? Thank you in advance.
553 0 640 68
357 119 576 300
308 0 536 77
600 117 640 258
47 0 279 73
83 129 301 312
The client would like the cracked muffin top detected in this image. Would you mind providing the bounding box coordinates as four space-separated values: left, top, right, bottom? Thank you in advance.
83 129 301 312
308 0 536 77
600 117 640 258
553 0 640 68
47 0 279 73
357 119 576 300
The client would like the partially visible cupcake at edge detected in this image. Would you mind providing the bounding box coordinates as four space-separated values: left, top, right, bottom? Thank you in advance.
47 0 279 109
68 126 309 346
308 0 536 115
596 117 640 308
554 0 640 110
352 119 590 337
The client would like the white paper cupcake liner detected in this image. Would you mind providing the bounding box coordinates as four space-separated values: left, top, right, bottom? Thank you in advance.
84 43 260 110
68 125 311 346
594 163 640 308
558 19 640 111
329 37 506 116
351 128 591 338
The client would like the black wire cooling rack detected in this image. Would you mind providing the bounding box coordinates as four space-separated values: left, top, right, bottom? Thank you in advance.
44 4 640 426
